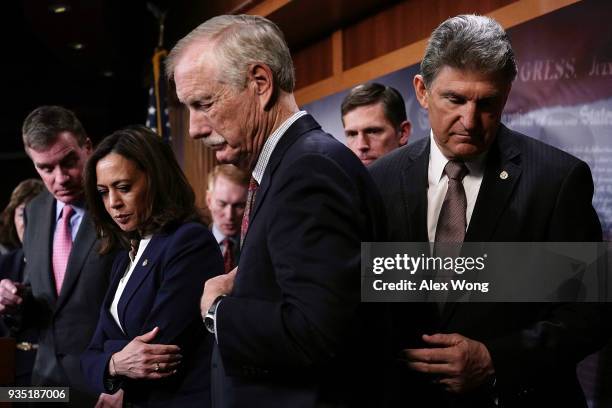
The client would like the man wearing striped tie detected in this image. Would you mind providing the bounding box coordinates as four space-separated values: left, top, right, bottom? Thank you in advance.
0 106 118 406
206 165 248 274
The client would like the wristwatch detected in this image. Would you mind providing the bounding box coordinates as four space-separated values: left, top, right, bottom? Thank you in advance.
204 295 225 334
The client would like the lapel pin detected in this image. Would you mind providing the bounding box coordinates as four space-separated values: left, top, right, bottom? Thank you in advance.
499 170 509 180
142 259 148 266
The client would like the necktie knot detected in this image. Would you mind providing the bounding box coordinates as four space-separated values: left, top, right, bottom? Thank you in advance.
444 160 468 181
62 205 74 223
223 238 234 251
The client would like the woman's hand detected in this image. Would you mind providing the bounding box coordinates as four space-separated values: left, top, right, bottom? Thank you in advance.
109 327 182 379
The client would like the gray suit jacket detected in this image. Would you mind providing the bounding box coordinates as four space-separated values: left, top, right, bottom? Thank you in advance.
18 190 115 403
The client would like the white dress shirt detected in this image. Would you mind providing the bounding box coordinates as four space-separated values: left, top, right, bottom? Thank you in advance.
110 236 152 332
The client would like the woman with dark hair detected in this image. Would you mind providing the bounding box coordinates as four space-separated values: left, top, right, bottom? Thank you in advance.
80 126 223 407
0 178 44 385
0 179 44 254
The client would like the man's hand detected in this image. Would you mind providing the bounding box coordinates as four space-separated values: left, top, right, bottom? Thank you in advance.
95 390 124 408
200 268 236 316
403 333 495 393
0 279 25 314
111 327 181 380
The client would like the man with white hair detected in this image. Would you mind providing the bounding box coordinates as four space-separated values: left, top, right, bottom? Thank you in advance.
167 14 387 407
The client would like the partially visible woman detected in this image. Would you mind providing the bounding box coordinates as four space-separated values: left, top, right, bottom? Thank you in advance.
0 178 44 385
0 179 44 254
80 126 223 407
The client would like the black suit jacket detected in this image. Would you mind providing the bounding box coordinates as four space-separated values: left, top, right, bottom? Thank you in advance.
16 191 115 404
370 125 610 408
81 222 223 407
212 114 388 408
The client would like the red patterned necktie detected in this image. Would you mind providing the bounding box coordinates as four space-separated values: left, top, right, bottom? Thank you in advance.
52 205 74 296
240 177 259 247
222 238 235 273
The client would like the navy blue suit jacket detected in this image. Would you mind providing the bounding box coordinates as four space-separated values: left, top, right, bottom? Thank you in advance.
81 222 223 407
211 114 389 408
370 125 610 408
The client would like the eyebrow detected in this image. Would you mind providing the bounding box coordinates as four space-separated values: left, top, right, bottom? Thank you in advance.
97 179 131 188
440 90 501 100
35 150 78 168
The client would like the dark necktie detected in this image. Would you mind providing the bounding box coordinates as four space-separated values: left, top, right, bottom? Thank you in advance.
222 238 235 273
435 160 469 244
433 161 468 309
240 177 259 247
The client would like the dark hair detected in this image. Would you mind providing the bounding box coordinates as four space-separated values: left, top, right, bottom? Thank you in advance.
0 179 44 249
341 83 407 129
22 105 88 150
84 125 200 254
421 14 517 87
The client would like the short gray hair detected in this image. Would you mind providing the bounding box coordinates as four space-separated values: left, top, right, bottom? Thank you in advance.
166 14 295 93
421 14 517 87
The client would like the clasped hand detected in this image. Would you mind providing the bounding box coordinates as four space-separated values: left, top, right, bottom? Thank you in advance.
402 333 495 393
110 327 182 380
0 279 25 314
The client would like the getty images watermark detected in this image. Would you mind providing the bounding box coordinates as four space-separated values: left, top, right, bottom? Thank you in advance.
361 242 611 302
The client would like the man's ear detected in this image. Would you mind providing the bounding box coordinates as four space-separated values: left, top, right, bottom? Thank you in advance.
413 74 429 110
247 63 275 110
398 120 411 146
83 137 93 155
205 190 213 209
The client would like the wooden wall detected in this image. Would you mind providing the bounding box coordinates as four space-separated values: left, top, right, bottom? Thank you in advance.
170 0 581 208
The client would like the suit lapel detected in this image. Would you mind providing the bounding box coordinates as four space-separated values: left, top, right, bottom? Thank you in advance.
55 212 97 311
440 127 522 327
118 235 161 328
244 115 320 244
465 126 522 242
25 193 57 306
102 254 131 338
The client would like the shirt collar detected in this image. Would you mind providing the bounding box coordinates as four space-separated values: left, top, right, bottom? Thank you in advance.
55 199 85 221
251 110 307 184
212 224 225 244
212 224 238 245
428 130 487 182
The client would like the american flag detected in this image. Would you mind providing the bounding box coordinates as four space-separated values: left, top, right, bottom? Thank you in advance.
145 47 171 143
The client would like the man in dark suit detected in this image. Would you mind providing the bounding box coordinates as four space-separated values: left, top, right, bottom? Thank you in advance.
341 82 411 166
167 14 387 407
0 106 118 406
370 14 610 407
206 165 248 273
